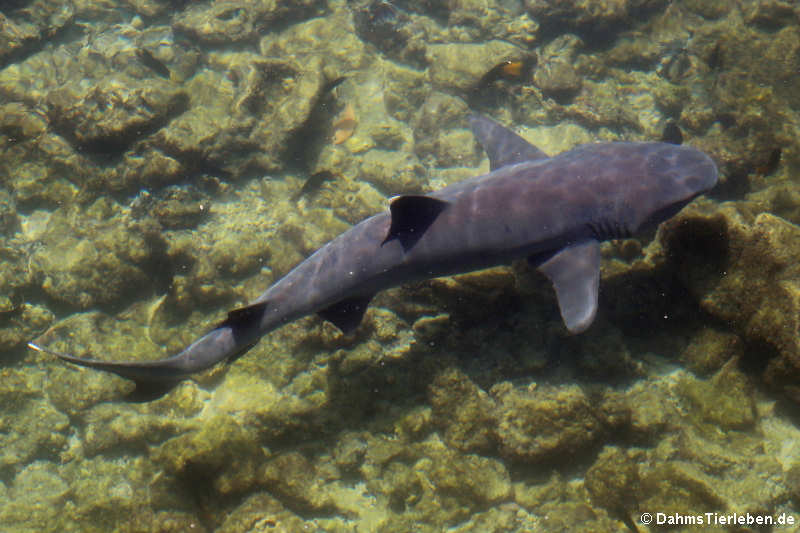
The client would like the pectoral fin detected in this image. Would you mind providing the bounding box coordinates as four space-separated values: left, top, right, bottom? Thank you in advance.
318 294 374 334
537 240 600 333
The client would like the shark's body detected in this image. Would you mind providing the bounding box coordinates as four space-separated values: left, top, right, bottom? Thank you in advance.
31 115 718 383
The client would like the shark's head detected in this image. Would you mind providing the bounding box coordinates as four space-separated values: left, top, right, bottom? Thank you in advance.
626 142 718 232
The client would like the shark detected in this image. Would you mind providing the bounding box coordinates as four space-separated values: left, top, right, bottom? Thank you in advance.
29 114 718 385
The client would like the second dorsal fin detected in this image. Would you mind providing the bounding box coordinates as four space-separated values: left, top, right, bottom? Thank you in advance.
469 114 548 170
382 195 448 252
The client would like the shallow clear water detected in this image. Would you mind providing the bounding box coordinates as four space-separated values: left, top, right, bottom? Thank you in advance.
1 0 799 531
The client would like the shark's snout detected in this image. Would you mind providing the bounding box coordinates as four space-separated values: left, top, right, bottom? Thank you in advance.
674 145 719 195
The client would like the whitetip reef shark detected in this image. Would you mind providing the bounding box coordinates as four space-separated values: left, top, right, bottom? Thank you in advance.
29 114 718 386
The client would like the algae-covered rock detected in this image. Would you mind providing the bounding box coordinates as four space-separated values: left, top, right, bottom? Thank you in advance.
446 505 540 533
154 413 265 495
639 431 788 522
0 101 48 148
412 92 475 166
660 204 800 402
107 147 187 193
624 374 682 441
62 455 164 530
45 75 188 152
359 149 427 194
525 0 665 33
81 403 193 457
640 459 725 519
427 367 495 453
0 3 74 65
492 382 604 462
750 183 800 228
382 61 431 122
155 54 324 176
337 307 415 373
0 369 69 468
562 78 642 130
445 0 539 47
744 0 798 30
0 24 201 199
260 10 368 74
534 59 582 102
0 396 69 467
533 34 583 102
681 326 743 376
309 178 385 227
332 430 369 473
678 360 756 430
0 461 69 531
365 435 511 527
217 493 308 533
29 201 168 309
148 184 212 230
0 187 18 234
682 0 729 19
585 446 641 522
414 442 511 506
260 451 335 512
0 246 45 350
426 127 477 169
353 0 429 68
173 0 325 45
426 40 526 92
0 13 40 65
514 472 625 531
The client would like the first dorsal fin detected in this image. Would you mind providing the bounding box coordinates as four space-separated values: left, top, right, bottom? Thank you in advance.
382 195 448 252
469 114 548 171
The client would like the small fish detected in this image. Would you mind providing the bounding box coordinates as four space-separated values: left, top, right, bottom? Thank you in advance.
661 120 683 145
135 48 171 79
322 76 346 94
657 48 692 81
367 0 400 26
706 42 723 70
498 60 524 77
755 148 781 176
293 170 337 200
332 103 356 144
355 0 408 48
477 56 536 87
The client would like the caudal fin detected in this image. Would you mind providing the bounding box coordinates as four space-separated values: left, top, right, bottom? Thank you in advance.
27 342 189 382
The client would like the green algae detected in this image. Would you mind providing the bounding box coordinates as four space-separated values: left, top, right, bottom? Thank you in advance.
678 362 757 431
0 369 69 469
493 382 605 462
585 446 641 523
428 367 495 453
